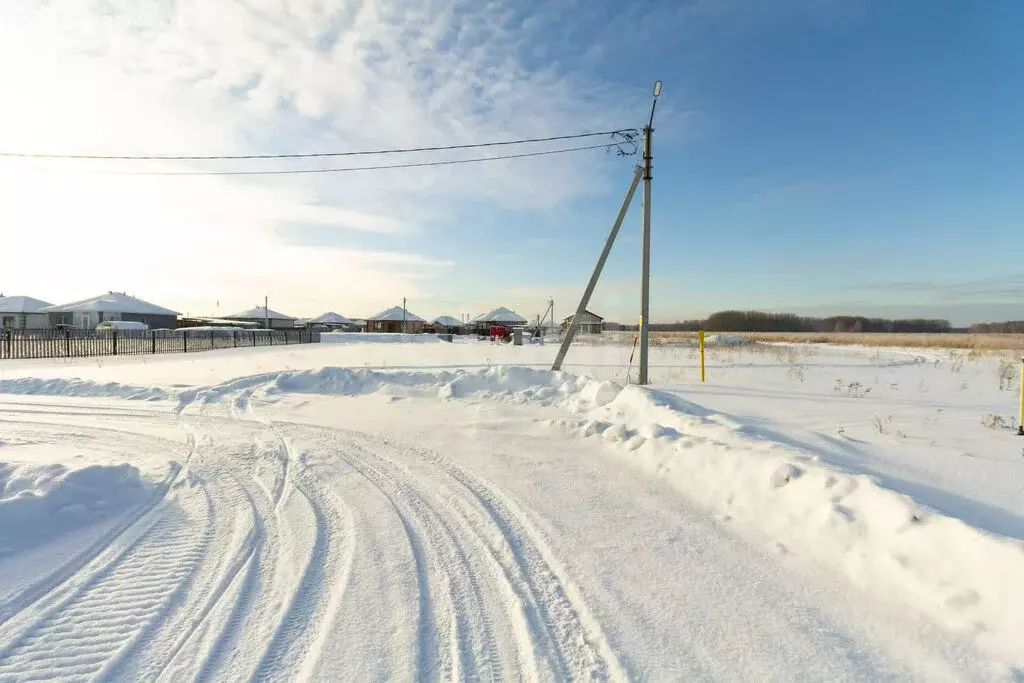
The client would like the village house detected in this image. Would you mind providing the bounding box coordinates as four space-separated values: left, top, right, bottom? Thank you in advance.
223 306 297 329
469 307 528 334
365 306 426 333
426 315 464 335
562 309 604 334
42 292 179 330
0 295 53 330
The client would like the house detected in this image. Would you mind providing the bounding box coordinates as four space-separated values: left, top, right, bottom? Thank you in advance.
365 305 426 333
562 309 604 334
427 315 464 335
223 306 297 329
0 295 53 330
469 307 528 334
42 292 179 330
306 312 357 330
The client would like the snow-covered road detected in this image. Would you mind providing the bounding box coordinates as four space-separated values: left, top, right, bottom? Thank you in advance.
0 339 1021 680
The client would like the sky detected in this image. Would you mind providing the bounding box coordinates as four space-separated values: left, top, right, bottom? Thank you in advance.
1 0 1021 326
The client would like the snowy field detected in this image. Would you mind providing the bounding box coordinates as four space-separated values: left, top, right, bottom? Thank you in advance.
1 335 1023 681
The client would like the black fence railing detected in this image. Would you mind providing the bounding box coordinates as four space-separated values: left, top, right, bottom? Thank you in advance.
1 328 321 360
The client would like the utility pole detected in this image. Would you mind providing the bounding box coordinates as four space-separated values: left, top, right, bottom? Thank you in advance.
551 298 555 338
402 297 407 334
264 295 269 330
638 80 662 386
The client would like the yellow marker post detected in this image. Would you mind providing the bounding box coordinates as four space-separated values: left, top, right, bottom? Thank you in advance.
699 330 706 383
1018 357 1023 436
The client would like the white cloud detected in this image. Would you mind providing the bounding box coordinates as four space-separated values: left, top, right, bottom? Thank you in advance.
0 0 637 316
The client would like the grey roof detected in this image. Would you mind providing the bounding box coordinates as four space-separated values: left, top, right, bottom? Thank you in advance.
471 306 528 325
308 311 354 325
225 306 296 321
0 295 53 314
367 305 426 323
431 315 463 327
42 292 179 316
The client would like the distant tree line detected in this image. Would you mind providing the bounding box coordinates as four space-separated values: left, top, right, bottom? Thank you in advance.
611 310 954 333
968 320 1024 334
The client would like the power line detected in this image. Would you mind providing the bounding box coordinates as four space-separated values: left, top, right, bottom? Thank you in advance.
11 141 636 177
0 129 638 161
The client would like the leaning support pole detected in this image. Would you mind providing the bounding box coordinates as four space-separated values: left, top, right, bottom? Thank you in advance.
552 165 643 372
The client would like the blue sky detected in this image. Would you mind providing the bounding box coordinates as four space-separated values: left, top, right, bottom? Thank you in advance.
1 0 1021 325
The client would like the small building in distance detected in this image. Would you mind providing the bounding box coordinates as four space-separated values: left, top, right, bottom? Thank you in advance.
365 305 426 333
562 309 604 334
42 292 179 330
0 295 53 330
223 305 297 329
427 315 464 335
305 312 358 331
470 307 528 334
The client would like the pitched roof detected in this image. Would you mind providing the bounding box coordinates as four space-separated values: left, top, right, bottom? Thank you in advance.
224 306 296 321
0 295 53 313
42 292 179 315
471 306 528 325
562 309 603 322
366 305 426 323
431 315 463 327
308 311 354 324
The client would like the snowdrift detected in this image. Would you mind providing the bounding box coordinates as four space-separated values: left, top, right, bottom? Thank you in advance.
547 383 1024 666
0 377 169 401
320 332 442 344
3 360 1023 664
0 462 150 555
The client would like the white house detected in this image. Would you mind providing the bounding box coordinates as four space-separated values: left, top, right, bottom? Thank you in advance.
0 295 53 330
223 306 297 329
306 312 356 330
42 292 180 330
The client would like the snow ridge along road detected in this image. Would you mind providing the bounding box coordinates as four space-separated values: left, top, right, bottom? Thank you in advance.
0 343 1021 680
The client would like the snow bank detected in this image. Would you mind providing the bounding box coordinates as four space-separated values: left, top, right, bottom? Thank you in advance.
257 365 620 409
702 334 747 345
0 377 169 401
548 384 1024 666
320 332 442 344
0 462 150 556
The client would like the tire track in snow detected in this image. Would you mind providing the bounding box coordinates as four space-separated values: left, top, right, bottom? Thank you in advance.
329 427 626 682
215 389 355 682
0 476 214 682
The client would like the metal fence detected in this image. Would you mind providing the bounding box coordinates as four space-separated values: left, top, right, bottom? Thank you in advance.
1 328 321 360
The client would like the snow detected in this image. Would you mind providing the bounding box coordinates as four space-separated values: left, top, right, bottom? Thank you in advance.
320 332 441 344
225 305 295 321
470 306 528 324
307 312 353 325
703 333 747 345
366 305 426 323
41 291 179 316
0 339 1022 679
430 315 463 327
0 296 53 314
0 462 149 556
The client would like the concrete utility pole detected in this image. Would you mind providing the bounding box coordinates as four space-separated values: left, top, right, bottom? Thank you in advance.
638 80 662 386
552 165 643 372
264 295 269 330
402 297 407 333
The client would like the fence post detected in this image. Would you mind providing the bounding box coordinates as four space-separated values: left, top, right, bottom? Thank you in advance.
151 330 156 354
252 330 256 347
65 328 71 357
3 329 10 359
112 329 118 356
183 329 188 353
233 330 238 348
